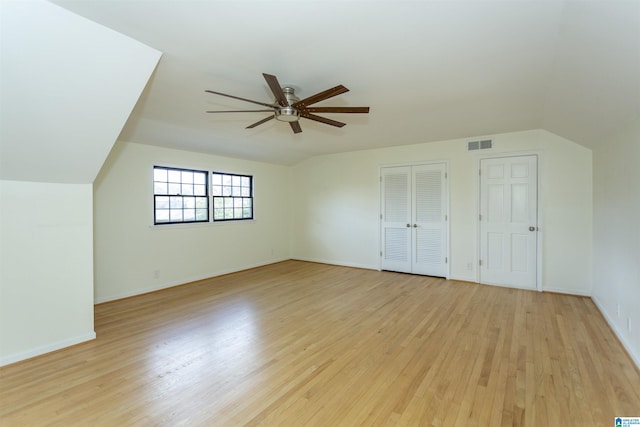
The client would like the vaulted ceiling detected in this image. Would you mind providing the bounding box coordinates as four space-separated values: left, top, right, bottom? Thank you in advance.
49 0 640 165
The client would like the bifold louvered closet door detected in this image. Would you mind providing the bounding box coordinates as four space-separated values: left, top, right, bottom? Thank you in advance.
380 163 448 277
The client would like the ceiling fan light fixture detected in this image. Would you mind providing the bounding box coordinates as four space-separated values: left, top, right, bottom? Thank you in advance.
275 106 300 122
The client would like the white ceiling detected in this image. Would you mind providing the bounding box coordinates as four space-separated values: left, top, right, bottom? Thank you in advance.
51 0 640 165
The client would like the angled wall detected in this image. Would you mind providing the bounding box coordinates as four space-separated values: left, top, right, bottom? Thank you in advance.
0 0 161 365
591 119 640 367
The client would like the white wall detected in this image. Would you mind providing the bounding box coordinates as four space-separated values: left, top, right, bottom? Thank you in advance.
0 181 95 365
0 0 160 366
93 141 292 302
592 119 640 367
291 129 593 295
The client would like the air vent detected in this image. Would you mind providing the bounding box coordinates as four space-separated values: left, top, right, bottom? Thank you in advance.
468 139 493 151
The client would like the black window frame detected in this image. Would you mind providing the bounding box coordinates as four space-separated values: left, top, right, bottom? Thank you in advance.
153 166 210 225
211 171 254 222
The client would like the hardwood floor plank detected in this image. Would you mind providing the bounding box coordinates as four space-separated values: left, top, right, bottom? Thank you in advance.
1 261 639 426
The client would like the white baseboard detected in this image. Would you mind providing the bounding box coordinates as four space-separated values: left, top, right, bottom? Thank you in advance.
0 331 96 367
291 257 378 271
591 295 640 371
450 274 477 283
94 257 290 304
542 286 591 297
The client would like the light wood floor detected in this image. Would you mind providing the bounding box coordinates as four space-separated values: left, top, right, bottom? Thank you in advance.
1 261 639 426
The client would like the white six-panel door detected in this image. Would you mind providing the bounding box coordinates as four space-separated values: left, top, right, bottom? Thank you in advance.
479 155 538 289
381 163 448 277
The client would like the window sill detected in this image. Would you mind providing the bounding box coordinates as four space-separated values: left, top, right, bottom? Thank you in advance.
149 219 256 230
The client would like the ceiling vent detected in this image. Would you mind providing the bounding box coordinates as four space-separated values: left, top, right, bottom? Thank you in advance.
468 139 493 151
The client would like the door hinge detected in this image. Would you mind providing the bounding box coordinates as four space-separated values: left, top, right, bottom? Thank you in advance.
445 257 448 263
479 169 482 176
479 214 482 221
380 213 383 220
380 251 383 257
445 172 448 179
445 214 448 221
479 259 483 266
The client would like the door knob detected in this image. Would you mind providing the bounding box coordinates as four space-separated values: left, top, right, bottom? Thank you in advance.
413 224 418 228
529 226 536 231
406 224 411 228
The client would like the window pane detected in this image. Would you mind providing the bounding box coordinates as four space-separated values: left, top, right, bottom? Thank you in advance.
169 183 181 195
156 196 170 209
243 199 252 208
154 182 168 195
241 187 250 197
168 170 181 182
155 210 169 221
243 208 252 218
181 171 193 184
170 209 183 221
211 174 222 185
194 184 206 196
213 197 223 208
214 208 224 219
184 197 195 209
232 175 241 186
183 209 195 221
232 186 241 197
224 208 233 219
222 186 232 196
233 208 242 218
212 185 222 196
181 184 193 196
194 173 206 185
154 168 167 182
222 175 232 186
196 197 208 208
241 176 250 187
170 196 183 209
196 209 208 221
233 198 243 208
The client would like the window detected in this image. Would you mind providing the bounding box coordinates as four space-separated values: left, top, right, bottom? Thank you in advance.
153 166 209 224
211 172 253 221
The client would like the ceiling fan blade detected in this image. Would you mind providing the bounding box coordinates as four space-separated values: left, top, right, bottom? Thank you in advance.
305 106 370 114
246 115 275 129
289 121 302 134
206 109 274 113
263 73 288 107
293 85 349 108
205 90 275 109
300 112 346 128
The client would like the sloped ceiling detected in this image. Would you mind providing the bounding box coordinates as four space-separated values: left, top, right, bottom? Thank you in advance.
26 1 640 165
0 0 161 183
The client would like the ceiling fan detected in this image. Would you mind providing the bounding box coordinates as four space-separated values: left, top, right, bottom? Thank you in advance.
205 73 370 134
